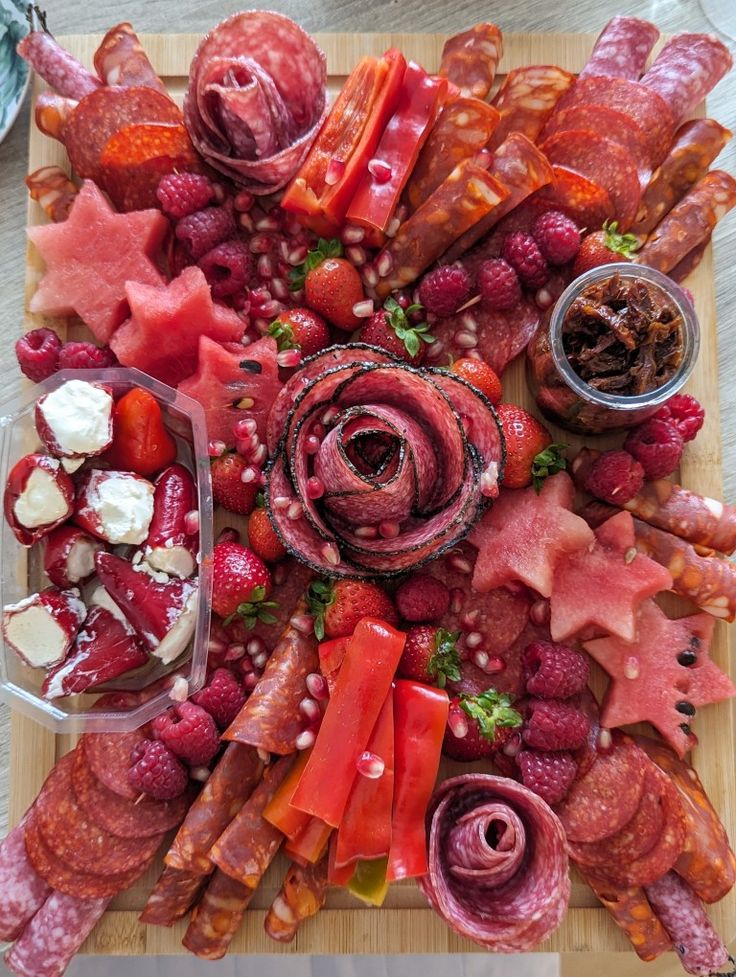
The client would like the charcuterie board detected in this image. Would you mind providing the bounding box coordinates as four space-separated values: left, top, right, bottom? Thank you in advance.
11 29 735 959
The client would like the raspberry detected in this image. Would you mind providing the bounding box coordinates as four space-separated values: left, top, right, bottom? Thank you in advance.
153 702 220 765
128 738 188 800
531 210 581 265
584 449 645 504
418 265 471 316
199 240 253 298
653 393 705 443
15 328 61 382
58 342 118 371
157 172 215 220
523 699 590 751
624 418 684 480
176 204 237 260
523 641 589 699
477 258 521 311
395 574 450 622
192 667 247 729
502 232 550 289
517 750 577 805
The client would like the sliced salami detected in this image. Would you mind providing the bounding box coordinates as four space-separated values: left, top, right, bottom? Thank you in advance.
437 24 503 100
81 728 148 800
182 869 254 960
489 65 575 151
419 774 570 951
93 23 169 93
139 865 207 927
539 129 642 230
640 33 733 126
637 170 736 274
579 16 659 81
17 31 102 99
534 166 615 229
4 891 108 977
632 119 732 236
579 871 673 962
0 814 51 942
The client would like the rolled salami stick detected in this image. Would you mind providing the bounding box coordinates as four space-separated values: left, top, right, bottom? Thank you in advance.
437 24 503 101
640 33 733 127
17 31 102 99
579 870 673 962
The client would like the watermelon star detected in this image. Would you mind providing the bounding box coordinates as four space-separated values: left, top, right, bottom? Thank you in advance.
27 180 168 343
110 266 246 387
584 600 736 758
469 472 594 597
549 511 672 642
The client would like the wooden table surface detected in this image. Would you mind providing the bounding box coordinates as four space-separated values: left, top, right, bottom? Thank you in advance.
0 1 734 973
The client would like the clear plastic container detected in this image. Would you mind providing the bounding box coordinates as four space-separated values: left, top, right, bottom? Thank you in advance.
0 368 213 733
527 263 701 434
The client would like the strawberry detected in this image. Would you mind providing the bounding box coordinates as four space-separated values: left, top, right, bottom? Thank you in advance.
290 238 365 331
247 495 287 563
496 403 566 491
308 578 397 640
211 541 277 626
443 689 523 762
268 307 331 359
571 221 640 278
397 627 461 688
211 452 259 515
450 358 502 405
357 298 434 365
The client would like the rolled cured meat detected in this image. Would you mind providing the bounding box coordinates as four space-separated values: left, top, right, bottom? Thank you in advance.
579 16 659 81
183 12 327 193
418 774 570 951
640 34 733 126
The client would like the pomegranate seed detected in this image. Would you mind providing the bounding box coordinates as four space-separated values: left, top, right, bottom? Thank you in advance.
447 709 469 739
295 729 316 750
450 587 464 614
273 496 291 510
184 510 199 535
211 183 226 203
367 158 392 183
345 245 368 267
216 526 240 544
341 225 365 245
325 157 346 186
270 277 289 301
321 407 339 427
243 672 260 692
282 215 303 236
465 631 483 649
354 525 378 539
290 613 314 634
480 465 499 498
288 245 309 266
461 313 478 333
455 331 478 349
189 766 211 783
233 417 258 440
251 650 268 669
254 318 271 335
249 233 273 254
473 649 489 670
259 299 283 319
502 732 523 758
485 656 506 674
449 554 473 574
238 213 254 233
598 728 613 750
362 264 379 287
375 251 393 277
240 466 259 484
299 697 321 722
530 599 550 626
169 676 189 702
255 214 281 233
321 542 341 566
311 423 326 440
306 672 329 701
257 748 271 764
379 520 400 539
257 254 274 279
395 203 408 223
306 476 325 499
224 643 246 662
250 286 271 306
238 655 255 675
246 636 267 656
386 216 401 238
272 563 287 586
357 751 385 779
460 609 479 631
286 501 303 520
234 190 254 212
207 630 228 658
305 435 321 454
425 340 444 361
208 439 226 457
475 148 493 169
277 349 302 369
278 239 291 261
352 299 374 318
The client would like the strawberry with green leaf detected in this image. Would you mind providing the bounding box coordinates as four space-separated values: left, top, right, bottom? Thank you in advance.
289 238 365 332
308 578 397 640
572 220 640 278
358 297 435 365
268 308 331 359
398 626 461 688
443 689 523 762
212 541 278 628
497 403 567 491
532 442 568 493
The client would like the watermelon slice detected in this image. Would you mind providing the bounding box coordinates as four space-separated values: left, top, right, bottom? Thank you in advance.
27 180 168 343
584 600 736 758
550 511 672 642
469 472 594 598
110 266 245 387
178 335 282 447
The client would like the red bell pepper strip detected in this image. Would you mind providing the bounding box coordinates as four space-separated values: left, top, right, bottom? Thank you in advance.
290 618 406 827
281 56 388 222
327 834 354 886
104 387 176 475
318 635 349 695
345 62 448 242
320 49 407 226
386 680 449 882
262 749 313 840
334 686 395 867
284 816 332 866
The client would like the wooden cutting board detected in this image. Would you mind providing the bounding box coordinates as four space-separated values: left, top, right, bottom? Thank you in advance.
13 29 736 957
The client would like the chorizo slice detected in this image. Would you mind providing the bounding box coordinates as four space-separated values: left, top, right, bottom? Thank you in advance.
25 166 78 224
489 64 575 150
580 871 672 962
264 858 328 943
139 866 208 927
437 24 503 100
181 869 254 960
93 23 169 94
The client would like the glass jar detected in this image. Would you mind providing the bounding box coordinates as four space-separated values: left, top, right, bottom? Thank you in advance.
527 263 700 435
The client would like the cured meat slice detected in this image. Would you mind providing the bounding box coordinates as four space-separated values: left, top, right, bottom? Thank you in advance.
637 170 736 274
0 814 51 941
93 23 169 93
534 166 615 229
551 75 675 166
264 859 328 942
553 732 647 843
25 166 78 224
580 871 672 962
489 65 575 151
437 24 503 100
632 119 732 236
183 12 326 193
644 872 731 976
17 31 102 99
640 34 733 126
4 891 108 977
81 728 148 800
139 866 207 927
539 129 642 230
374 160 509 298
34 92 77 143
166 744 263 873
579 16 659 81
182 869 254 959
419 774 570 951
71 746 190 840
669 238 710 284
224 612 318 753
405 97 501 210
63 87 183 183
210 757 291 887
245 558 315 653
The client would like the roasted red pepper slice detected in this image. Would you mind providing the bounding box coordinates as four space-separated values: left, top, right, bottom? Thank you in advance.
262 749 313 840
104 387 177 475
334 686 395 866
345 62 447 243
291 618 405 827
386 679 449 882
284 816 332 866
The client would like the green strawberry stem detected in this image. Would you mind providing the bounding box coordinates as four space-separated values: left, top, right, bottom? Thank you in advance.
427 629 461 688
289 238 343 291
383 296 435 358
460 689 522 741
268 319 297 351
602 220 640 259
307 579 335 641
223 584 279 629
532 442 568 494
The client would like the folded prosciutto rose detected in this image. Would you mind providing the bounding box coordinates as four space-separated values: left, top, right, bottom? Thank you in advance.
264 345 505 578
183 11 327 194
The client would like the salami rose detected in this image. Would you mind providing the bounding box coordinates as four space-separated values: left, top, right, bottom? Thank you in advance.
418 774 570 951
264 345 505 578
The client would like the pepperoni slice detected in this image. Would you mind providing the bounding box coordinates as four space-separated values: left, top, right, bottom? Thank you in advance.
80 729 148 800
